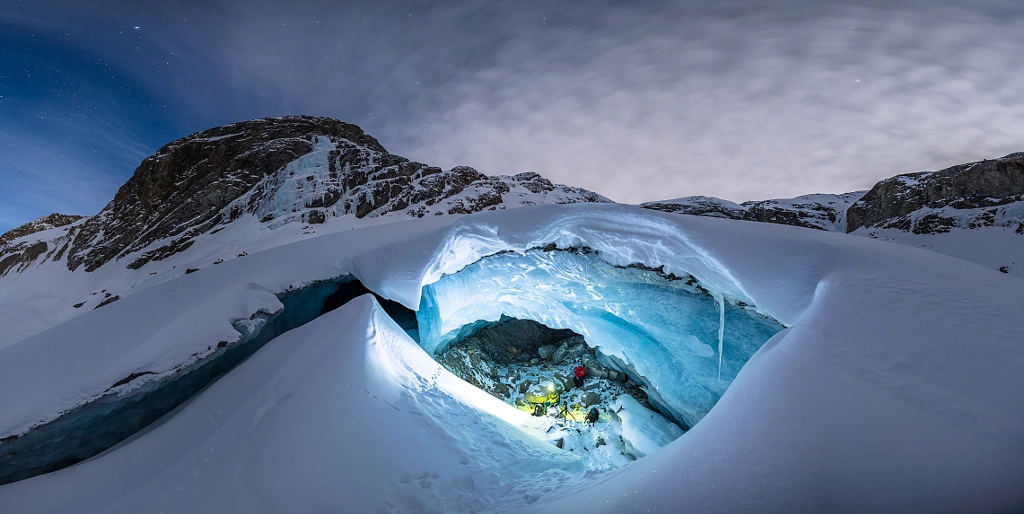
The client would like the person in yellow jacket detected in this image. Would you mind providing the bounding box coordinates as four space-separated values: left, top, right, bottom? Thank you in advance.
545 383 560 414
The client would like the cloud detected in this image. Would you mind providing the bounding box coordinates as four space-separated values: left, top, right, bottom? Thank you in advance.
3 0 1024 225
388 2 1024 203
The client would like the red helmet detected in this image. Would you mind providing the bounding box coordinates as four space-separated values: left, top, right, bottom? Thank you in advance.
574 366 586 378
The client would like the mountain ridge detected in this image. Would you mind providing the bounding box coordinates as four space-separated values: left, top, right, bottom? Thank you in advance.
1 116 610 276
642 152 1024 237
3 117 1022 284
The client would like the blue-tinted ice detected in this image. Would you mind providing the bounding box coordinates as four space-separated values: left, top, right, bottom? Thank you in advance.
417 249 784 428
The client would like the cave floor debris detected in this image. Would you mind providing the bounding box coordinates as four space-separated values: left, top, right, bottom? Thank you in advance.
435 319 685 470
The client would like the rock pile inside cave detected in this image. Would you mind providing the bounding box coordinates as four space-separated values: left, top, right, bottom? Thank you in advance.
435 316 684 467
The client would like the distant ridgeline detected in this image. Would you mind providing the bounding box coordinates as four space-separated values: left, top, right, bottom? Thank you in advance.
641 152 1024 236
2 116 1021 283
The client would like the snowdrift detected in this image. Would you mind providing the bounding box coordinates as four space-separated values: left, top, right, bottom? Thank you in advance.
1 204 1021 512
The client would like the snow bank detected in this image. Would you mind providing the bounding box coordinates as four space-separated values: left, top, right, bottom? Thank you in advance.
0 216 453 439
612 394 685 458
0 296 581 512
353 203 1024 510
2 203 1022 510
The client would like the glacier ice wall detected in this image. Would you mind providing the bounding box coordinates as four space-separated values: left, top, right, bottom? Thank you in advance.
416 248 784 428
0 276 359 485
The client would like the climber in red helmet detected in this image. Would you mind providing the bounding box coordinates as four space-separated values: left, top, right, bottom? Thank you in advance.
573 364 586 389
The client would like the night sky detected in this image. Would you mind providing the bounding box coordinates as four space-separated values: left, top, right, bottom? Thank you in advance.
2 0 1023 232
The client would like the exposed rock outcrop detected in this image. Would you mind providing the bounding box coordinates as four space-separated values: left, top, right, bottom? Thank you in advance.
0 213 82 246
644 152 1024 237
642 192 863 232
0 214 83 277
845 153 1024 234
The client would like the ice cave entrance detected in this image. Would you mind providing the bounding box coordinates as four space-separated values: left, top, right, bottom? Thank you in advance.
415 246 785 461
0 276 417 486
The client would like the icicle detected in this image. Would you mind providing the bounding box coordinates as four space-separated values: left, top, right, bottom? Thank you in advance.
714 292 725 380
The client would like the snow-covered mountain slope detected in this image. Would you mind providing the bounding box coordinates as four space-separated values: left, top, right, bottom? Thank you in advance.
846 152 1024 277
1 204 1021 511
642 192 865 232
643 152 1024 277
0 116 608 348
0 214 83 248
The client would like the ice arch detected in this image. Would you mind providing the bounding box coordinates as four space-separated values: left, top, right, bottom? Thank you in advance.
416 247 784 428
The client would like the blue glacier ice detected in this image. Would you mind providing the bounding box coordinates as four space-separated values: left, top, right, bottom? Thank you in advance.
416 248 784 428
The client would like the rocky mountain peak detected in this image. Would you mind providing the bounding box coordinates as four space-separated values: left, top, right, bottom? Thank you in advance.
9 115 608 273
0 213 83 247
0 214 83 277
846 152 1024 233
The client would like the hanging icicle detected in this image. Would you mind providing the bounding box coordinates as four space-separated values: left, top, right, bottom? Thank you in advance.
715 292 725 379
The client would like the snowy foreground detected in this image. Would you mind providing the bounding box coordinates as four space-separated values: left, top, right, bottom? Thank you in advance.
1 204 1022 512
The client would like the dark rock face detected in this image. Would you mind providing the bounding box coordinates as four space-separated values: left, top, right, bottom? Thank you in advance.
444 317 578 367
46 115 608 272
846 153 1024 234
0 214 82 277
641 196 747 220
0 213 83 246
436 318 580 399
65 117 381 271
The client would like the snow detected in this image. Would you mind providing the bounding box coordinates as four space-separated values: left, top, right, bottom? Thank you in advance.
0 209 450 350
2 203 1023 510
650 195 745 211
611 395 684 458
644 191 866 231
486 364 679 470
853 225 1024 279
0 296 583 512
0 214 455 439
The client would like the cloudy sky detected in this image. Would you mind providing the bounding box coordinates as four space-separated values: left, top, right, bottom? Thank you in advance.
2 0 1023 232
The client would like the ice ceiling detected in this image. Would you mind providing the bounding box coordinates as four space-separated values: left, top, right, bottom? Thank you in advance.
415 247 785 429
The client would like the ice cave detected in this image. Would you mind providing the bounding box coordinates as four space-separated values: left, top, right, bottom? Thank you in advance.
0 245 785 483
0 276 414 485
418 247 784 426
407 246 785 465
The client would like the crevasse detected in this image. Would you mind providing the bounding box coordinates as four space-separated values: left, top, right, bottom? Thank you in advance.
415 248 784 429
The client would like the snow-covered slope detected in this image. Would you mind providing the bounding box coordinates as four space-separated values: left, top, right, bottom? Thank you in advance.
0 116 608 348
0 296 583 513
1 204 1021 511
2 116 1022 510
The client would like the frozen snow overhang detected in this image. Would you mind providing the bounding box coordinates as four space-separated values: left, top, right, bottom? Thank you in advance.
353 203 833 326
0 216 453 441
353 203 1024 451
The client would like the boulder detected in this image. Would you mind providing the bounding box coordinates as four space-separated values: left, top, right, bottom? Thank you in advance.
518 380 533 394
537 345 557 360
551 342 569 364
582 392 602 407
554 373 573 392
567 343 588 360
